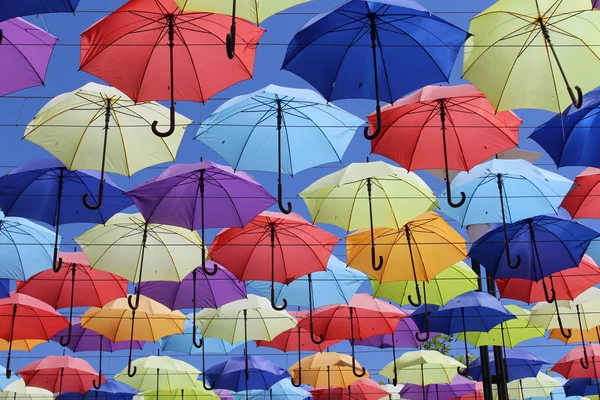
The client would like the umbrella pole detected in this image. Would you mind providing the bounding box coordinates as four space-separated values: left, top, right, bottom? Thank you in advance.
519 381 524 400
152 14 177 137
127 310 137 377
83 100 111 210
349 307 366 377
391 331 398 386
327 366 331 400
538 19 583 109
527 219 556 303
269 223 287 310
202 334 214 390
4 304 16 378
276 99 292 214
577 305 590 369
457 308 470 377
59 266 77 347
308 274 324 345
191 271 203 349
244 309 249 382
58 367 64 396
199 169 218 276
405 225 422 307
128 223 149 311
364 14 382 140
439 100 466 208
553 295 571 339
593 356 600 397
225 0 237 59
366 178 383 271
415 285 430 342
291 325 303 387
92 336 103 389
52 168 65 272
496 174 521 269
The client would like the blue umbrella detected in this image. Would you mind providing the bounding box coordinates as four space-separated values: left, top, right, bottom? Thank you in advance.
196 85 362 214
204 356 290 394
0 280 10 299
0 366 16 389
0 212 57 280
230 380 310 400
470 349 547 383
0 158 132 271
57 381 137 400
0 1 80 22
410 291 515 376
564 378 600 398
530 88 600 168
282 0 468 140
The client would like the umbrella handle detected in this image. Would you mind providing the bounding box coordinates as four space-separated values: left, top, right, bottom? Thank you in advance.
270 222 287 310
83 175 105 210
201 262 219 276
226 0 237 59
152 105 176 138
556 312 572 339
84 102 111 210
127 309 137 377
53 255 63 273
128 291 140 311
568 86 584 109
60 265 76 347
351 353 366 378
59 323 72 347
276 99 292 215
439 102 466 208
291 368 302 387
192 322 203 349
308 277 324 345
445 180 466 208
415 315 430 342
408 284 422 307
364 14 382 141
152 14 176 137
202 374 214 391
277 183 292 215
5 304 16 379
92 374 102 389
364 104 382 140
371 250 384 271
581 351 590 369
542 277 556 304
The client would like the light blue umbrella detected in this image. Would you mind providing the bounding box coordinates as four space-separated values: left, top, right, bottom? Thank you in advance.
230 380 310 400
0 366 16 389
0 212 57 280
195 85 363 214
246 256 368 309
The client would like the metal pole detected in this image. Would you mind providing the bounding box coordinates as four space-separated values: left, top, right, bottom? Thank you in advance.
472 260 494 400
486 271 509 400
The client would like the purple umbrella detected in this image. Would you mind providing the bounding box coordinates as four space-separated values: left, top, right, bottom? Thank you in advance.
0 18 56 96
214 390 233 400
138 262 247 348
400 376 476 400
51 318 145 389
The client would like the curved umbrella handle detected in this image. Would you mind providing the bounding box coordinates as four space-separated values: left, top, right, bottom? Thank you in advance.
542 277 556 304
152 105 176 138
152 14 176 137
497 173 521 270
270 223 287 310
349 307 366 378
556 315 572 339
291 368 302 387
506 249 521 269
59 324 72 347
225 0 237 59
364 14 382 142
277 183 292 215
127 310 137 377
308 276 324 345
202 371 214 391
128 225 148 311
191 269 203 349
569 86 584 109
445 180 466 209
202 262 219 276
83 102 111 210
60 266 76 347
408 284 422 308
5 305 16 379
581 350 590 369
364 104 382 140
439 99 466 209
372 253 384 271
271 295 287 311
415 314 430 342
352 359 367 378
127 364 137 378
53 254 63 273
458 310 470 377
192 321 203 349
128 291 140 311
92 373 102 389
83 175 105 210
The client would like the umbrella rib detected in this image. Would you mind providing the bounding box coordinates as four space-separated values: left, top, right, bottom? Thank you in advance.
209 174 245 227
444 109 470 170
111 104 133 177
2 35 47 86
171 21 207 102
371 178 400 229
405 103 440 170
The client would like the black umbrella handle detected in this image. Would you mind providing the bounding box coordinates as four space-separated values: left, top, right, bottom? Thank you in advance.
415 291 431 342
577 305 590 369
60 266 77 347
364 14 382 141
152 14 177 137
128 224 149 311
53 168 65 272
5 304 16 378
497 174 521 269
192 269 203 349
391 331 398 386
202 342 214 390
270 223 287 310
83 101 111 210
439 100 466 208
291 326 303 387
366 178 384 271
350 308 366 378
406 225 422 307
554 297 572 339
457 309 470 377
127 310 137 377
92 336 103 389
276 99 292 214
308 274 325 344
226 0 237 59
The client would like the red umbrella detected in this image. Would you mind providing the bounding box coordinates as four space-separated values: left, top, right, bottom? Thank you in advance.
0 293 69 378
209 211 339 310
561 168 600 219
496 255 600 303
297 293 406 378
17 355 104 394
311 378 388 400
552 344 600 378
16 252 128 347
368 84 521 207
80 0 264 137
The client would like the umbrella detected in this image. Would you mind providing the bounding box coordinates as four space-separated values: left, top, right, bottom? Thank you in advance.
409 291 515 376
0 338 45 353
469 349 547 382
550 325 600 345
76 212 205 311
300 161 437 270
115 356 200 392
0 1 79 21
0 293 69 377
553 344 600 379
209 212 339 310
196 85 362 213
298 293 405 379
458 305 546 348
368 84 521 207
310 378 388 400
18 356 104 394
0 379 54 400
214 390 233 400
346 211 467 307
562 168 600 219
139 261 246 348
142 382 219 400
565 378 600 398
508 373 561 400
174 0 308 58
50 318 145 389
282 0 468 140
463 0 600 112
0 18 56 96
204 356 290 393
380 350 465 386
496 255 600 304
0 159 132 269
81 0 263 138
399 376 476 400
0 280 9 299
246 256 367 309
289 352 369 388
371 261 478 306
81 296 186 378
57 381 137 400
23 83 189 208
16 251 128 347
196 294 296 389
231 380 311 400
0 367 14 390
0 213 57 280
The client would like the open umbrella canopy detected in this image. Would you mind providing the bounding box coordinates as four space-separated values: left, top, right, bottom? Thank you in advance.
57 381 137 400
0 379 54 400
142 382 219 400
289 353 369 388
232 379 311 400
174 0 308 24
204 356 290 392
115 356 200 391
507 373 561 400
380 350 465 386
0 1 80 21
18 356 104 394
528 288 600 331
469 349 547 382
562 168 600 219
553 344 600 379
160 315 241 355
399 376 476 400
565 378 600 398
310 378 388 400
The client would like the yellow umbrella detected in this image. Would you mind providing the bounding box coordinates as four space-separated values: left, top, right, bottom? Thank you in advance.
347 211 467 306
23 83 189 208
371 261 477 306
115 356 200 392
550 325 600 344
81 295 186 378
76 212 205 310
380 350 465 386
143 382 219 400
300 161 437 271
507 373 561 400
458 305 546 348
463 0 600 112
288 352 368 388
0 339 46 352
0 379 54 400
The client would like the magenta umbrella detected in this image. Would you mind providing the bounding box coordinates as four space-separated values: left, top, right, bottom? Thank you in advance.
0 18 56 96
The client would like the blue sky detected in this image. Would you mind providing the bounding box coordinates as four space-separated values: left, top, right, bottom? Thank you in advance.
2 0 593 390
